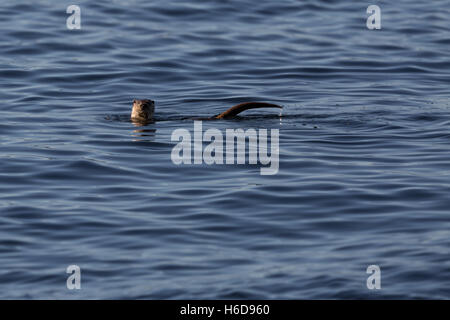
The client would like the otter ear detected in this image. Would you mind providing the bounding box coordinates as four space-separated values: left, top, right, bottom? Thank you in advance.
133 99 136 103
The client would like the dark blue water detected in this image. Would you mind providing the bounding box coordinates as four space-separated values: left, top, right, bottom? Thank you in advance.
1 0 449 299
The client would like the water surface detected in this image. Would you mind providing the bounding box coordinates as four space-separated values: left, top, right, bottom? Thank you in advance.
0 0 449 299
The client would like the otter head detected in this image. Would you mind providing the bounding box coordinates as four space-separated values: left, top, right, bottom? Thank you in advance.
131 99 155 123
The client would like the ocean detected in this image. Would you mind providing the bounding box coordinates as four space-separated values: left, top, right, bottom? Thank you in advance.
0 0 449 299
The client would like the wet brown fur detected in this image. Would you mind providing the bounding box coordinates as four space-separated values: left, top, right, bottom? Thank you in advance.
213 102 282 119
131 100 282 123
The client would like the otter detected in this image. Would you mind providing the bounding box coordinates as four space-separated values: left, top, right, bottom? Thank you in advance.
131 99 282 124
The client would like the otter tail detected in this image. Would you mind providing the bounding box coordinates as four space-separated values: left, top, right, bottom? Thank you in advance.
214 102 282 119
